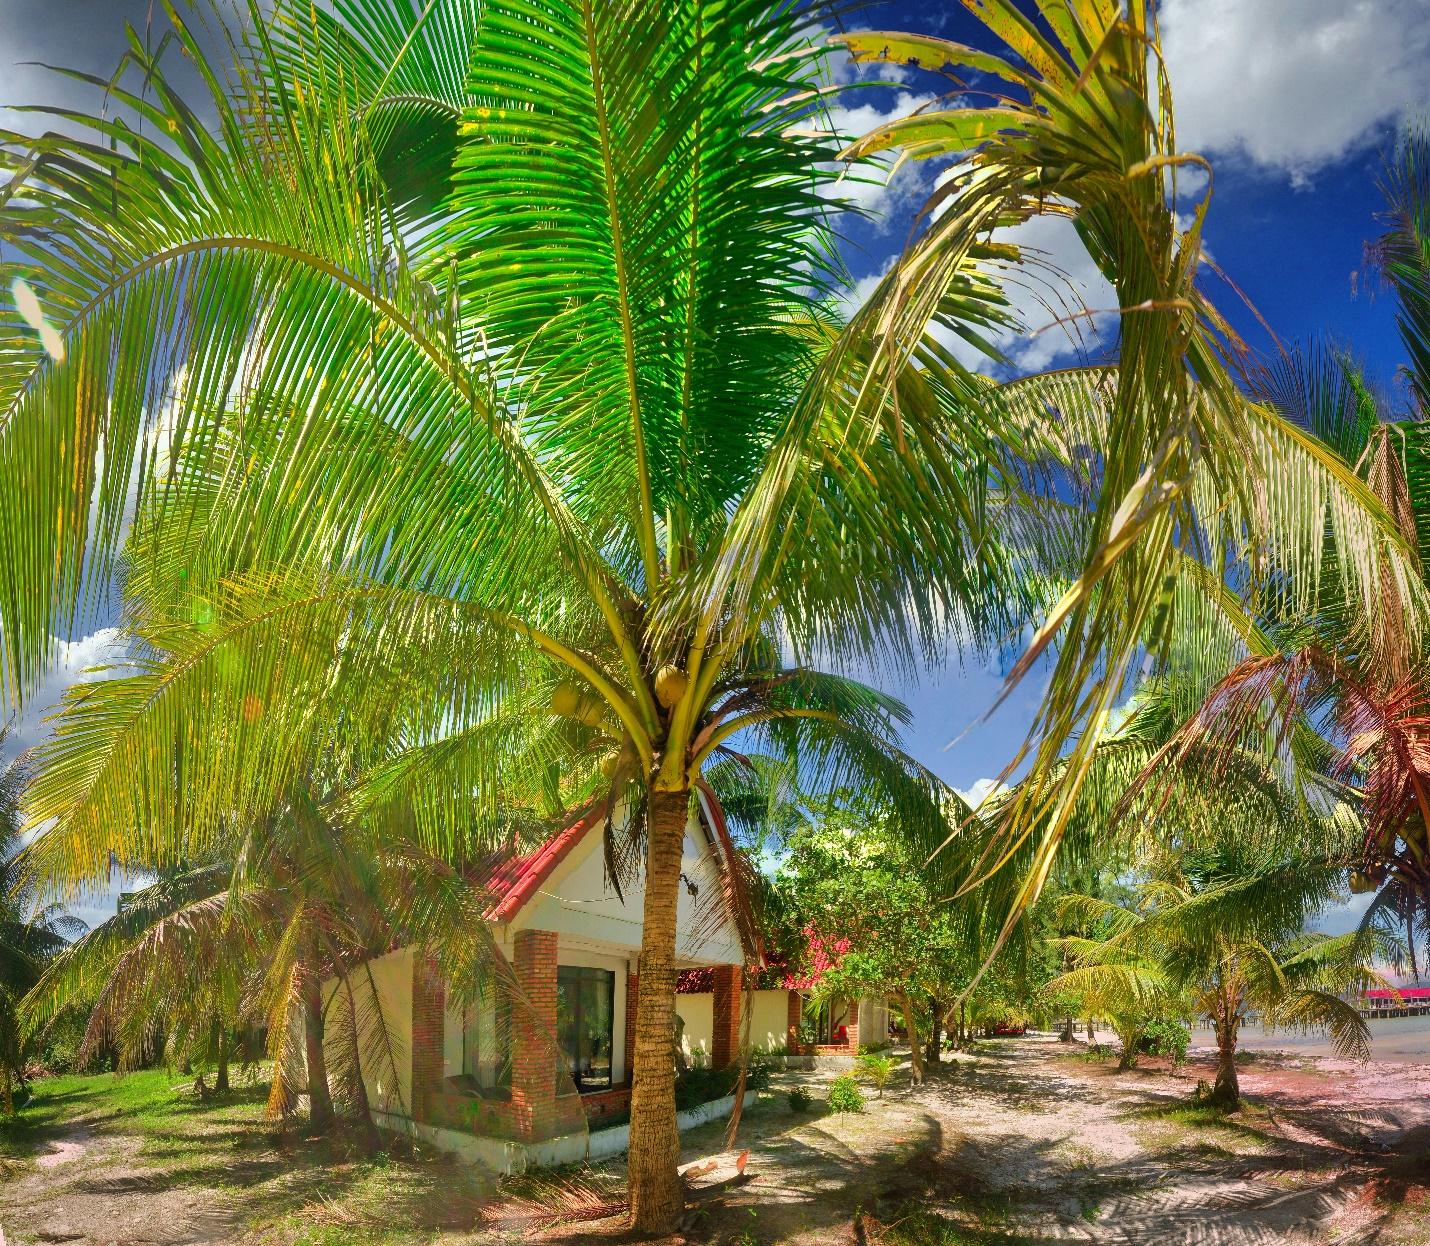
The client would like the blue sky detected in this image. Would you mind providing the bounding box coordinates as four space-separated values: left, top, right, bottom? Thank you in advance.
2 2 1428 926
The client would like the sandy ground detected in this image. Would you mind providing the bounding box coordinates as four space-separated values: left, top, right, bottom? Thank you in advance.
545 1036 1430 1245
6 1039 1430 1245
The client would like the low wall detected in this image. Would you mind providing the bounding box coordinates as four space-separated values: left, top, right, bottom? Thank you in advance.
375 1094 738 1174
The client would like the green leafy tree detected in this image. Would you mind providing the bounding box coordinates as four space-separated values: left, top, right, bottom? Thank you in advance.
772 799 1058 1081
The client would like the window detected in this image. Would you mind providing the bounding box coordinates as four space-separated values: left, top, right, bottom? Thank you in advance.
556 965 616 1092
452 988 511 1095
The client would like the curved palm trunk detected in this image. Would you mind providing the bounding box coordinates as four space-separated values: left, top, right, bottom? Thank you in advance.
897 991 925 1086
1116 1024 1142 1071
1210 1019 1240 1108
925 997 942 1065
302 979 335 1133
627 787 688 1233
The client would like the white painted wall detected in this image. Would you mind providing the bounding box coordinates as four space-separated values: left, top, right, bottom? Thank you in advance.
749 989 790 1053
675 992 713 1064
858 996 889 1048
321 946 413 1116
510 808 744 966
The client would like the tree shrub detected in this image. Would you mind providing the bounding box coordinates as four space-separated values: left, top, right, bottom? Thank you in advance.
787 1086 812 1112
854 1052 896 1097
827 1074 864 1114
1139 1018 1191 1066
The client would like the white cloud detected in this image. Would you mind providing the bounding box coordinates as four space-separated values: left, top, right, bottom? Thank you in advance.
4 627 126 763
817 89 939 229
1161 0 1430 182
956 778 1005 811
843 193 1117 374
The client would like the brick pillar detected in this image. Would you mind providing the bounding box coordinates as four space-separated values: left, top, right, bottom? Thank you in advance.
624 969 638 1087
511 929 559 1141
786 990 802 1053
711 965 741 1070
411 955 445 1122
844 1001 861 1053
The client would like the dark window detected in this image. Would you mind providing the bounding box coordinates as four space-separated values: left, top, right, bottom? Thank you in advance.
461 991 512 1092
446 987 511 1098
557 966 615 1092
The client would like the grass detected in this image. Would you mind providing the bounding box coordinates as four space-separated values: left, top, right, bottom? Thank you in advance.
870 1207 1037 1245
0 1068 499 1246
1127 1097 1274 1158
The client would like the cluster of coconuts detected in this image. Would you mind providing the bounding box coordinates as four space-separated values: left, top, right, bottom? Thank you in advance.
1348 862 1389 894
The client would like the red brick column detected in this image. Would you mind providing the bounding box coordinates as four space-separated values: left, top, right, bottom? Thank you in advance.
411 955 445 1122
786 990 802 1053
844 1003 861 1054
511 929 559 1141
624 969 638 1086
711 965 741 1070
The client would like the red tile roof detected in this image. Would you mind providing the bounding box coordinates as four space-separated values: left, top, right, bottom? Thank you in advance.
485 807 601 924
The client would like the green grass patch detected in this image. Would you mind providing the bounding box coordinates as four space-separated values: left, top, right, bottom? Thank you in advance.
873 1207 1036 1245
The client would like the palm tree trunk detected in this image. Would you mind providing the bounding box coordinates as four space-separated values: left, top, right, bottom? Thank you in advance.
1060 1015 1075 1042
212 1017 230 1094
1210 1019 1239 1108
302 979 335 1133
897 991 925 1086
627 786 688 1234
1409 902 1420 982
925 997 942 1065
2 1064 12 1116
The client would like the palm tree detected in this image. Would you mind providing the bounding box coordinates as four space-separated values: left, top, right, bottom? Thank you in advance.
23 779 526 1140
0 746 84 1113
1128 130 1430 971
1 1 1422 1229
1048 843 1387 1107
830 6 1429 946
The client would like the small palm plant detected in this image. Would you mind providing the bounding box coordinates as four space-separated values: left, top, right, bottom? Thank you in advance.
1047 845 1389 1108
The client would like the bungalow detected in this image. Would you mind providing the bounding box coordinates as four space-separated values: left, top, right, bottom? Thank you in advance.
325 792 793 1170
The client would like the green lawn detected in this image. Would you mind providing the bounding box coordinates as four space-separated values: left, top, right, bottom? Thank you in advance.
1 1069 500 1245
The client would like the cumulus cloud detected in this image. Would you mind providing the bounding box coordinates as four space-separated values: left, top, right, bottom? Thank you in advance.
956 777 1004 809
3 627 126 763
1160 0 1430 182
841 208 1116 373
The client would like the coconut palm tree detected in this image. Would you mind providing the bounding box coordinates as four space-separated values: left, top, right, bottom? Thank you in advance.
23 778 531 1140
1126 129 1430 976
1048 842 1387 1107
1 0 1423 1229
0 749 85 1114
830 7 1430 947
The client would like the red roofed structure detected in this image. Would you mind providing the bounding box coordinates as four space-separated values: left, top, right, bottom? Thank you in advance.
326 795 802 1171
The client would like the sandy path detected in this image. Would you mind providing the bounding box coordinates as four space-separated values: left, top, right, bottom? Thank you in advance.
644 1035 1430 1245
1 1120 239 1246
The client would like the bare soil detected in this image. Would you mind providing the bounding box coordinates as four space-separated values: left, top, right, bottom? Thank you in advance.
6 1038 1430 1245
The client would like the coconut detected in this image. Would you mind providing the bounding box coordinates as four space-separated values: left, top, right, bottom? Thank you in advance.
654 664 688 708
599 752 620 778
578 698 607 728
550 683 582 717
1348 869 1377 894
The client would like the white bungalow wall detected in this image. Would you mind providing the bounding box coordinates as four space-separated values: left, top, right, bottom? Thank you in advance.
320 945 414 1118
505 808 744 966
857 996 889 1047
676 989 789 1063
